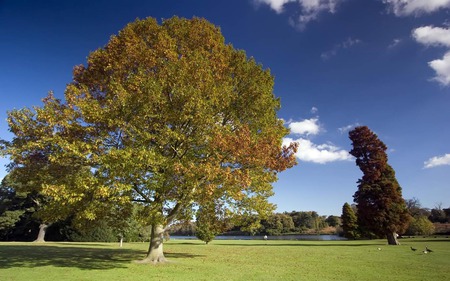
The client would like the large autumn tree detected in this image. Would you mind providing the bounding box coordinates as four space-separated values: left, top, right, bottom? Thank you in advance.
1 17 297 263
349 126 410 245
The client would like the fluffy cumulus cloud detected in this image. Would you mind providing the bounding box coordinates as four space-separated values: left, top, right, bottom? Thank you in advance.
428 52 450 85
284 115 352 164
383 0 450 16
413 26 450 86
255 0 292 13
253 0 344 29
288 118 321 136
424 153 450 168
413 26 450 47
283 137 352 164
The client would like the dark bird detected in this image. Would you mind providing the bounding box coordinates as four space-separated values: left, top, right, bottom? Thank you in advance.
410 246 417 251
426 246 433 252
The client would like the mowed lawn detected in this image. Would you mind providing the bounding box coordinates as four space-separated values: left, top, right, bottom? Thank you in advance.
0 238 449 281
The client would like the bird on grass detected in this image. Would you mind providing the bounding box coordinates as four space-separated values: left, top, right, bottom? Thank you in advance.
425 246 433 253
410 246 417 251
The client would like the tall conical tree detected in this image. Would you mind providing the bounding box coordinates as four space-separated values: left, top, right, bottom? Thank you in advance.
341 202 359 239
349 126 410 245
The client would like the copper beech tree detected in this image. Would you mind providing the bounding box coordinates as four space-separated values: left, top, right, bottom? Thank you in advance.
1 17 297 262
349 126 410 245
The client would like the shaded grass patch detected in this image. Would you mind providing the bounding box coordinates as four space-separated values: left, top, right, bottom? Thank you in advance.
0 238 449 281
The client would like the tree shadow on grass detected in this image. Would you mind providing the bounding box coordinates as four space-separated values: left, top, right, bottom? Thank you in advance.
405 238 450 243
0 243 204 270
212 242 381 247
170 242 203 245
165 252 206 259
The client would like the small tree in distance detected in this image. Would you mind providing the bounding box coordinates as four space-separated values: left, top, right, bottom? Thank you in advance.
349 126 411 245
406 216 435 236
195 201 230 244
341 202 359 239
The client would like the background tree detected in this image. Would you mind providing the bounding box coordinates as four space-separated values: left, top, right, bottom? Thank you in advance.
287 211 322 232
261 213 294 235
404 197 435 237
168 221 196 236
443 208 450 221
325 215 341 228
341 202 359 239
405 216 435 236
234 213 262 235
349 126 410 245
405 197 430 218
1 17 297 263
0 175 49 241
429 203 449 223
0 177 33 240
0 100 94 242
195 201 230 244
278 213 295 233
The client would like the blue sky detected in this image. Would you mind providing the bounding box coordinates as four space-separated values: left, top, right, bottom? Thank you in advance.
1 0 449 216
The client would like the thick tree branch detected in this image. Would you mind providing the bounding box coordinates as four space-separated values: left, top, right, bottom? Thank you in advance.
132 184 153 203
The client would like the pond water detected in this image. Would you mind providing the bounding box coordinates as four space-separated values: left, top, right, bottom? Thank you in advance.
170 234 346 241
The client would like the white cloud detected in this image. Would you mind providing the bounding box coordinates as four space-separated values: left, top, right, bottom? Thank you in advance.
254 0 293 13
284 115 353 164
321 37 361 60
429 52 450 85
424 153 450 168
283 137 353 164
383 0 450 16
338 123 359 134
413 26 450 86
413 26 450 47
288 118 321 135
310 106 318 114
253 0 344 30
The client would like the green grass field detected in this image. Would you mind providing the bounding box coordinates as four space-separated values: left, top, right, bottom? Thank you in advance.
0 238 449 281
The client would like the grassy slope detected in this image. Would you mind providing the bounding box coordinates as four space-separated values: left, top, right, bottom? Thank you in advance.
0 238 449 281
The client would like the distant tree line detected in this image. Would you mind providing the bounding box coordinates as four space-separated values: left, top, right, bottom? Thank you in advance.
341 198 450 239
169 211 342 239
2 167 448 243
2 173 448 243
2 172 345 242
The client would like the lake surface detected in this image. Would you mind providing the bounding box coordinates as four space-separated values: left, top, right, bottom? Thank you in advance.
170 234 347 241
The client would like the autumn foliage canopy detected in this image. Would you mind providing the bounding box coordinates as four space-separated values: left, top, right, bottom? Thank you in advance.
1 17 297 251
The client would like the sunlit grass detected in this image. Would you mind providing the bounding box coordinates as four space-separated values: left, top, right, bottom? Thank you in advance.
0 237 449 280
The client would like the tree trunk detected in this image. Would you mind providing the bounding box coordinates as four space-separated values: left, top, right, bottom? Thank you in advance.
139 224 167 264
386 232 400 245
34 223 49 243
